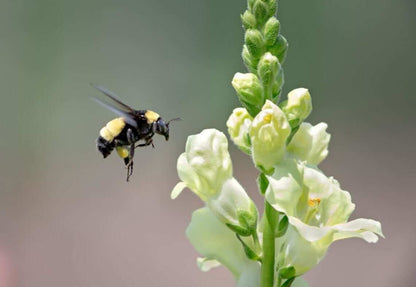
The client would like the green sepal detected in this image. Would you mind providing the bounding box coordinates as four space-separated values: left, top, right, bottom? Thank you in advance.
288 118 301 130
276 215 288 237
257 172 269 195
245 132 252 146
279 267 296 279
241 11 257 30
269 34 288 64
238 145 252 155
286 121 300 144
256 164 274 176
226 222 251 237
240 203 258 232
236 234 262 262
264 17 280 46
240 98 261 118
253 1 269 26
226 206 258 237
281 277 296 287
245 29 264 60
237 133 252 155
272 68 284 102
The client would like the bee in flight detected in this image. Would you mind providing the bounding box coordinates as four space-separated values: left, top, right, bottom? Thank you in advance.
92 85 179 181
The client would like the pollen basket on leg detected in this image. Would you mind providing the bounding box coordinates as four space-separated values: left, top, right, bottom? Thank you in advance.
116 146 130 160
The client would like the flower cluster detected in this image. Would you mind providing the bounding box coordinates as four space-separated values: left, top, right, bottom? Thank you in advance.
171 1 383 286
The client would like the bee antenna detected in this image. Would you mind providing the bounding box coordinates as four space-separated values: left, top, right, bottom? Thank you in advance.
167 118 181 127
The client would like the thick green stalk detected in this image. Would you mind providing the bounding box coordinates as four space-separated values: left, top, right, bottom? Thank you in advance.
261 201 279 287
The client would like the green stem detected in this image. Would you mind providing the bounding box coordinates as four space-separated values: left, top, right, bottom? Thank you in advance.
275 275 282 287
261 201 279 287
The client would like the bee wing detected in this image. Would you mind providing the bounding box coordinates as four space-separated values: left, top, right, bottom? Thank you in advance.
92 85 136 113
92 85 138 128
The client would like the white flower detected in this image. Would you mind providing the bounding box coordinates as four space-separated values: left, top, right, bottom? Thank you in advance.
287 122 331 165
281 88 312 123
173 129 232 200
227 108 253 154
250 100 291 172
172 129 258 235
266 159 383 275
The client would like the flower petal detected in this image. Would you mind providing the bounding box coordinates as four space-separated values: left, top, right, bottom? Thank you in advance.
265 159 303 216
332 218 384 243
171 181 187 199
287 122 330 165
196 257 221 272
186 207 260 284
207 177 258 232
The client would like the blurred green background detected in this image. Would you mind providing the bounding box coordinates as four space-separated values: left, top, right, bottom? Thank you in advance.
0 0 414 286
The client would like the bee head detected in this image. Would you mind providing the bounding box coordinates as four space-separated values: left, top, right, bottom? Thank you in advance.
155 117 181 141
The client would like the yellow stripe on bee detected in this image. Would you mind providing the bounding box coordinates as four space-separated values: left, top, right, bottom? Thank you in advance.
116 146 129 159
145 110 160 124
99 117 126 141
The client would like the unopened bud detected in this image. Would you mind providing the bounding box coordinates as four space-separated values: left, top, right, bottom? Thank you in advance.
258 52 281 100
232 72 264 116
241 11 256 30
264 17 280 46
253 0 269 26
269 34 288 64
281 88 312 124
242 45 257 72
245 29 264 60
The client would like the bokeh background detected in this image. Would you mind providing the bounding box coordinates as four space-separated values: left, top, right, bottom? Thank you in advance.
0 0 415 286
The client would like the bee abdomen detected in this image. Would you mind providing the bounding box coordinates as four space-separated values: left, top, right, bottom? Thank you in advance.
96 136 115 158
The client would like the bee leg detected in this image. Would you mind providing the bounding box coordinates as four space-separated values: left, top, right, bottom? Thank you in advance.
126 160 133 182
125 143 135 182
135 136 154 148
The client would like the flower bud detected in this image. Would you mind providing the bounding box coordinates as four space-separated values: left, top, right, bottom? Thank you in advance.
174 129 232 201
258 52 281 100
241 11 256 30
268 0 277 16
245 29 264 60
269 34 288 64
226 108 253 154
287 122 330 165
241 45 257 73
250 100 291 173
264 17 280 46
281 88 312 125
232 72 264 116
253 0 269 26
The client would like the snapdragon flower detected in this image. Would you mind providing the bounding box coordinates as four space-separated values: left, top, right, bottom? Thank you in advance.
172 129 258 236
227 108 253 154
265 159 383 275
250 100 291 173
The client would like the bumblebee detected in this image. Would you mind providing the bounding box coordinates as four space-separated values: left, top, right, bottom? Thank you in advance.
93 85 178 181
